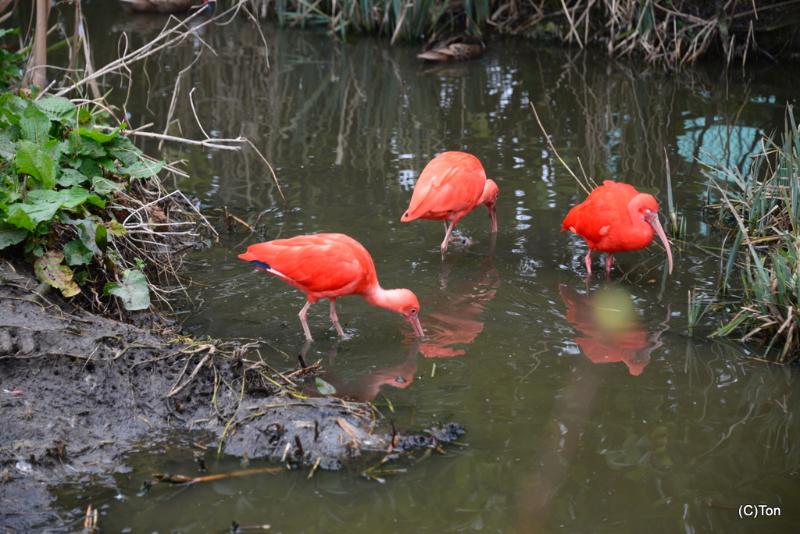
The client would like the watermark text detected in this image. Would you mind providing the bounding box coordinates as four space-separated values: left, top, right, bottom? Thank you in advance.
738 504 781 519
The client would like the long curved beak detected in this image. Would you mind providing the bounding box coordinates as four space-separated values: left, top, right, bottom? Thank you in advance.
647 213 673 274
488 205 498 233
408 315 424 337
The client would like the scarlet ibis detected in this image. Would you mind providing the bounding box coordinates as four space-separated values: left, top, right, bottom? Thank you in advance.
401 151 499 256
561 180 673 275
238 233 424 341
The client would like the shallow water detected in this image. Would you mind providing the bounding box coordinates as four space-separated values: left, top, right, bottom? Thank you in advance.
54 6 800 532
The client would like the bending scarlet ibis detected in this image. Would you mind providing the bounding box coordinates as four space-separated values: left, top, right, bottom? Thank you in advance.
238 233 424 341
561 180 673 275
401 151 499 255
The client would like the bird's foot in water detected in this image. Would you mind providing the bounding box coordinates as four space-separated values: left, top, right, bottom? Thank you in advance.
447 231 474 249
329 325 355 341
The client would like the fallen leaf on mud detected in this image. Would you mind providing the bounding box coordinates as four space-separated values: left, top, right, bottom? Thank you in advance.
34 251 81 297
107 269 150 311
315 377 337 396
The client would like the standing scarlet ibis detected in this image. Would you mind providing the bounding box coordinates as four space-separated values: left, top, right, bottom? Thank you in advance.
238 233 424 341
401 151 499 256
561 180 673 275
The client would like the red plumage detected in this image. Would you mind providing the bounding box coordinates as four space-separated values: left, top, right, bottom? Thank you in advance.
238 233 423 341
402 151 487 222
239 233 376 302
402 151 499 255
562 180 673 275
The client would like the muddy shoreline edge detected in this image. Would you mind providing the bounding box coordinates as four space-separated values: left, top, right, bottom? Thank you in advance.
0 262 463 530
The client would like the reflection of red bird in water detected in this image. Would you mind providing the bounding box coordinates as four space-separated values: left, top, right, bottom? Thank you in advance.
418 262 499 358
326 247 499 401
559 284 668 376
326 344 419 402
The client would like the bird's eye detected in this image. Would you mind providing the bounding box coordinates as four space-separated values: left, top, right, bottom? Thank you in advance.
410 308 417 315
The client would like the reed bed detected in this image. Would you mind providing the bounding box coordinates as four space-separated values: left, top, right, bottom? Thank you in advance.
236 0 800 68
705 106 800 362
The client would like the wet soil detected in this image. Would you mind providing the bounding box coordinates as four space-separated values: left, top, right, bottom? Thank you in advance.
0 262 463 530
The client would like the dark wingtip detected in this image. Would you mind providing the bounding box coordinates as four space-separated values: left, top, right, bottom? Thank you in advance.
249 260 271 271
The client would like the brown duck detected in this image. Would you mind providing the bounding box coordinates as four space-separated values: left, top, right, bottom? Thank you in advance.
120 0 214 14
417 36 485 62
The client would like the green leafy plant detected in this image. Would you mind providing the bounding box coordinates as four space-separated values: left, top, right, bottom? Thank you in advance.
0 29 25 90
0 93 162 310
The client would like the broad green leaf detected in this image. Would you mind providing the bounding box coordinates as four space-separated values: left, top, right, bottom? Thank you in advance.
67 217 103 255
27 187 105 209
7 188 105 230
0 224 27 249
0 131 15 160
120 159 163 179
0 94 26 127
97 158 117 172
315 377 337 395
34 96 76 121
66 131 107 159
19 103 50 144
76 157 102 180
0 180 21 205
91 176 123 195
77 126 119 144
6 204 38 230
14 140 56 188
108 269 150 311
107 136 140 166
34 251 81 297
63 239 94 265
57 168 89 187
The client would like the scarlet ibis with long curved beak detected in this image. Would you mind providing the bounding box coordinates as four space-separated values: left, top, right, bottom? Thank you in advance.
561 180 673 275
401 151 499 256
238 233 424 341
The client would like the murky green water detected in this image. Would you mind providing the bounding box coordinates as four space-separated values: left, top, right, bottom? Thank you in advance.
53 5 800 532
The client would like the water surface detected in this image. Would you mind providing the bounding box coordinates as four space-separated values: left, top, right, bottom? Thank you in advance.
56 7 800 532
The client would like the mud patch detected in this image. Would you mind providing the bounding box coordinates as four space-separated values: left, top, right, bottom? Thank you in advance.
0 263 463 530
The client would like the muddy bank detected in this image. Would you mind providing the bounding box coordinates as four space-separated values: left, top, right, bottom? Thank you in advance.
0 262 463 530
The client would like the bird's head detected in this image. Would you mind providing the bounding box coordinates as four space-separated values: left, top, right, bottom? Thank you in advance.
380 288 424 337
481 179 500 232
480 179 500 207
631 193 673 274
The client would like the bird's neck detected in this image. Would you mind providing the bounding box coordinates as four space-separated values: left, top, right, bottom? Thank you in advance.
363 286 401 312
479 179 497 206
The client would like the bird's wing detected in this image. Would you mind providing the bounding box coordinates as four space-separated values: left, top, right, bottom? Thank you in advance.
242 235 367 295
561 182 637 245
405 152 486 219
